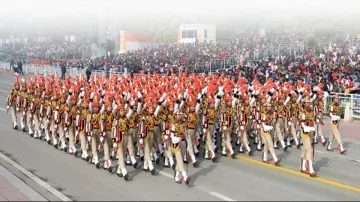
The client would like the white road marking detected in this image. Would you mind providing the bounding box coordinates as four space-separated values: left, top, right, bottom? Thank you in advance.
210 192 236 201
158 170 173 179
315 150 360 163
343 138 360 144
0 108 5 111
0 152 72 201
0 81 13 86
158 171 236 201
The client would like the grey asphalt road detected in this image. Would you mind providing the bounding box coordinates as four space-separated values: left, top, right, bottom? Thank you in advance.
0 71 359 201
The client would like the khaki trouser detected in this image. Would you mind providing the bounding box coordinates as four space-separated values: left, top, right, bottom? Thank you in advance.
68 122 75 147
79 130 88 153
238 124 250 147
187 128 197 162
173 141 186 172
43 117 51 138
10 105 17 125
144 130 155 161
58 123 66 145
91 129 100 158
205 125 215 152
33 114 40 134
101 131 111 160
221 128 233 153
117 134 132 169
50 121 55 139
329 121 342 145
153 126 162 153
128 128 138 157
260 129 276 155
290 116 298 139
301 131 313 160
275 117 285 142
316 112 324 138
27 109 33 131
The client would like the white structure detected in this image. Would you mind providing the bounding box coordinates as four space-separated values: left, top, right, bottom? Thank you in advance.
178 24 216 43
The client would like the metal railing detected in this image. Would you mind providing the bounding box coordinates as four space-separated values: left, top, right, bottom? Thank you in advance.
324 92 360 119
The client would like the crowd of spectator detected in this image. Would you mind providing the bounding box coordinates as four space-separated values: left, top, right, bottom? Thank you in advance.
1 33 360 95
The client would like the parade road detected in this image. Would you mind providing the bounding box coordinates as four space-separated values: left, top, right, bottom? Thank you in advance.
0 70 359 201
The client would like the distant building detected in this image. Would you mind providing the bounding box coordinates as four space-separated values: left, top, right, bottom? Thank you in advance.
118 30 173 54
178 24 216 43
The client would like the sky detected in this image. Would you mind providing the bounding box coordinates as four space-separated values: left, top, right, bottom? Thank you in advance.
1 0 360 37
2 0 358 19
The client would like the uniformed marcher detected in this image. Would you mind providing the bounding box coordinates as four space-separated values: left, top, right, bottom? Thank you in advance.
7 76 21 130
326 94 347 154
299 96 317 177
171 111 191 185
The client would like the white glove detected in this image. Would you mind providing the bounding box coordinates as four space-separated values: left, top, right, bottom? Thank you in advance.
137 91 142 99
100 136 104 143
218 86 224 92
29 113 32 119
201 88 207 95
256 124 260 129
130 100 135 106
263 125 273 132
316 119 319 123
87 136 91 142
240 126 245 130
303 126 315 133
164 135 169 141
171 136 181 144
184 89 188 98
16 107 19 111
126 93 131 101
54 124 58 129
177 93 183 100
218 89 224 97
113 142 118 148
22 111 25 116
139 138 144 145
331 115 340 121
288 122 292 126
161 92 167 100
197 93 202 100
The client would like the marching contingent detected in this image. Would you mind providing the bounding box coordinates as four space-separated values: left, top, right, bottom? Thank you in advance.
6 71 348 185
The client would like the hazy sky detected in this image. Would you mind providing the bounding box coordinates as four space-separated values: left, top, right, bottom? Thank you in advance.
2 0 359 19
1 0 360 37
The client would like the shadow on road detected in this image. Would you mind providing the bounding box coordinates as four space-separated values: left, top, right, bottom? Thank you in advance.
188 163 218 187
313 157 330 172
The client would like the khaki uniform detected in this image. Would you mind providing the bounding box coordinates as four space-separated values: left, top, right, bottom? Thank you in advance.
203 107 217 160
171 122 191 184
220 105 235 156
299 109 314 160
186 111 199 163
8 89 19 127
78 108 90 158
89 112 101 164
163 112 176 167
314 99 325 143
274 100 286 149
328 103 344 148
101 112 113 163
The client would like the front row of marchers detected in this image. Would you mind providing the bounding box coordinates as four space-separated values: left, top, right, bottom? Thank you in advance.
6 73 347 183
